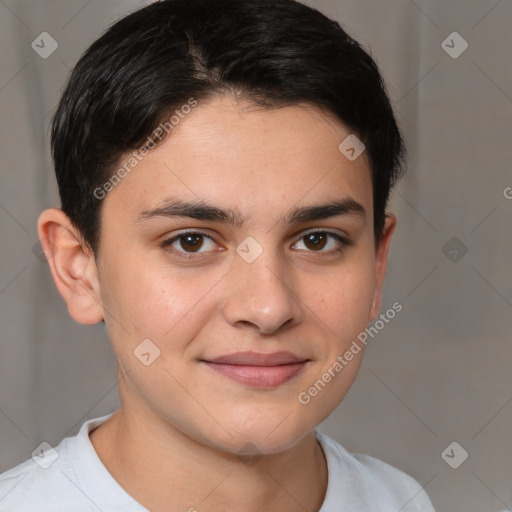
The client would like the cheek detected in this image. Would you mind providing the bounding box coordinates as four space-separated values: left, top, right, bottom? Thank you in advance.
307 256 375 340
98 256 221 352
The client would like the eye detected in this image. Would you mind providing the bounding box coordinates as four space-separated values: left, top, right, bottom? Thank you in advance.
161 229 350 260
161 231 219 258
292 230 350 253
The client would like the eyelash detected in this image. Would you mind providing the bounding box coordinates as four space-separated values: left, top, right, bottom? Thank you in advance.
161 229 351 260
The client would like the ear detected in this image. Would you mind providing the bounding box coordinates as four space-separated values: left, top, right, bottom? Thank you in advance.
37 208 104 325
368 213 397 322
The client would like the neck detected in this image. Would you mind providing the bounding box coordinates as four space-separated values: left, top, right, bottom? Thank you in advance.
90 400 328 512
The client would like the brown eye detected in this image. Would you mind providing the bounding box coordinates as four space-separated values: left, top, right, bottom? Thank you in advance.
178 234 204 252
162 231 218 257
292 231 349 253
303 232 328 251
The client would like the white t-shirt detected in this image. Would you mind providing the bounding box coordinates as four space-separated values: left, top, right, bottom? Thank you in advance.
0 413 435 511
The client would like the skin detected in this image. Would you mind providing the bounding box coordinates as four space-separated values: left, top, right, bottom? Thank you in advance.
38 94 396 512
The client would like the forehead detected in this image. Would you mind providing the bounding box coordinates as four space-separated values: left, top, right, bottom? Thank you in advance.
103 95 373 223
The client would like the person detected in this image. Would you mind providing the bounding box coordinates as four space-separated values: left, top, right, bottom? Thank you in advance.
0 0 435 510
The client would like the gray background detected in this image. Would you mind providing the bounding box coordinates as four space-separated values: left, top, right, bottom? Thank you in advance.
0 1 511 511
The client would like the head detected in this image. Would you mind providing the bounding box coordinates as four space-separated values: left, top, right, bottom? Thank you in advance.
39 0 404 455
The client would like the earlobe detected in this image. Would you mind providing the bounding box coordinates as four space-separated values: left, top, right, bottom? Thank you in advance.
369 213 397 322
38 208 104 325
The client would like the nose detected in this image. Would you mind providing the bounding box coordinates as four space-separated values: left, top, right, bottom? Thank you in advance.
222 249 303 335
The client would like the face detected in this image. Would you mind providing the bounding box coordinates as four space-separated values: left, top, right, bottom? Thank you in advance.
49 95 395 456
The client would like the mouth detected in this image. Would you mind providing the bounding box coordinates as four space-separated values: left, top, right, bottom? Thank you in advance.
199 351 310 388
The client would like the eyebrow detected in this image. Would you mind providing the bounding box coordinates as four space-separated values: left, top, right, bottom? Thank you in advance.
135 196 366 226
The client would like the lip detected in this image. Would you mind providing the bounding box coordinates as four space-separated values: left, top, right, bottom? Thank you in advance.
200 351 310 388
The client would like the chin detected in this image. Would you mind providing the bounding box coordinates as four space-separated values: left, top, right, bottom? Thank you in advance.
207 414 317 457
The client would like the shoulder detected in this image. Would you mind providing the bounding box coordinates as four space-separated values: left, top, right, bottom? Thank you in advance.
316 431 436 512
0 414 117 512
0 437 93 512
